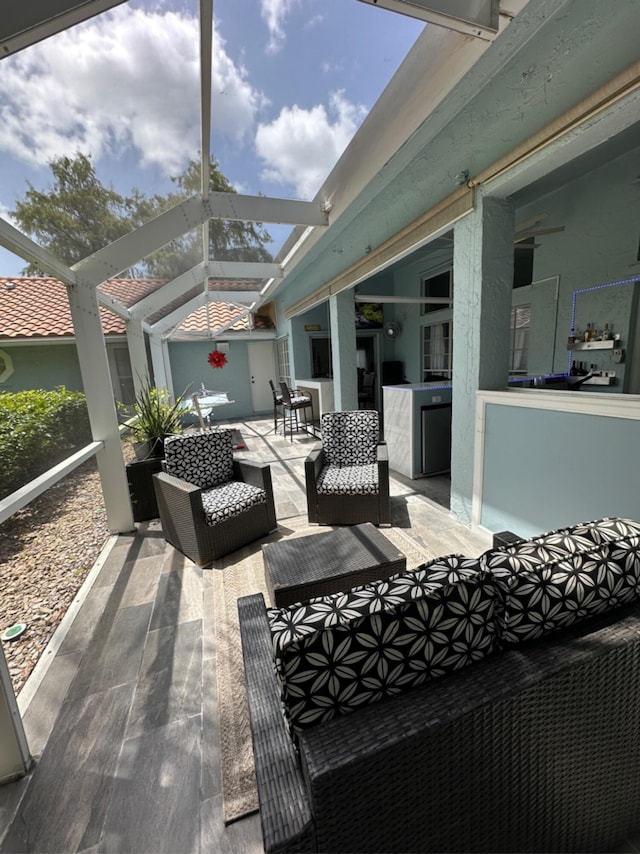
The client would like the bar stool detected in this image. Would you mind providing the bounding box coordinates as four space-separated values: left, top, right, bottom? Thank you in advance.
279 382 314 441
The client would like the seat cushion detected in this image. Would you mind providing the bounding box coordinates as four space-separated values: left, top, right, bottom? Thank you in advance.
481 518 640 644
321 410 379 466
267 554 497 736
316 463 379 495
164 430 233 489
201 480 266 525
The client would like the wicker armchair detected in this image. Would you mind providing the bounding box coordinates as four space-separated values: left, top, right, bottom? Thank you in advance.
305 410 389 526
153 430 276 566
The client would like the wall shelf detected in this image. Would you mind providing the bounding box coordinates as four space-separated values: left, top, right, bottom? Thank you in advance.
569 339 615 351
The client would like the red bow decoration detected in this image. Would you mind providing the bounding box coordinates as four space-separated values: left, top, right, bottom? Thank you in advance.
207 350 228 369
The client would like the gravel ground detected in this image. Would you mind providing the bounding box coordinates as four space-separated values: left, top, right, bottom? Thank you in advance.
0 457 118 696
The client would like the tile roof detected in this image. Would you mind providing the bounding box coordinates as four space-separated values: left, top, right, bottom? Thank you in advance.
0 277 272 340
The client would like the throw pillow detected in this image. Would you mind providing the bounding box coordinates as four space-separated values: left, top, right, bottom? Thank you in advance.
267 555 497 737
482 528 640 644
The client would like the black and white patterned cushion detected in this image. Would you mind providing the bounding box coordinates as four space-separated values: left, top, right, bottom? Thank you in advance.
201 481 266 524
164 430 233 489
482 518 640 644
267 555 497 736
321 410 379 467
316 463 378 495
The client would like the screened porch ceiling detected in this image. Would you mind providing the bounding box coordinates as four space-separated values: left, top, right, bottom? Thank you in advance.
0 0 514 340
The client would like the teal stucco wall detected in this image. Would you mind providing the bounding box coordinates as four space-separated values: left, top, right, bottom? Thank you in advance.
0 343 83 393
480 403 640 537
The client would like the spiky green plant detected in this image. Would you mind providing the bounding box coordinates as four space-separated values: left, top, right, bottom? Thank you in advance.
130 384 183 448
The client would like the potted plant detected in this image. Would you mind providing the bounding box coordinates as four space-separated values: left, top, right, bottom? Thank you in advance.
130 383 184 460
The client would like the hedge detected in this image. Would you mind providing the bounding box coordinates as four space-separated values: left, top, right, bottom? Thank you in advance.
0 388 92 501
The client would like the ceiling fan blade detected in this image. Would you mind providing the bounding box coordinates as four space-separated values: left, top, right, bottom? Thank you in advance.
514 242 541 249
515 226 565 242
515 212 549 234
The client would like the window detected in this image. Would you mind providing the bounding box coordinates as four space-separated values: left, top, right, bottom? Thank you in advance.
422 322 452 380
0 349 14 383
421 267 453 314
510 305 531 372
277 337 291 388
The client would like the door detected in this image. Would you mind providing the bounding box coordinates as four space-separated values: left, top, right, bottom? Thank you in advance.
248 341 277 413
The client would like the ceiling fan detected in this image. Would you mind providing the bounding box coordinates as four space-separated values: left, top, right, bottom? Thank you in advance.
383 321 401 340
514 213 565 250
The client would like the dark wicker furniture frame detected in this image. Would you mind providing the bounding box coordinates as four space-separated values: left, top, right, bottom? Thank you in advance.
239 593 640 853
305 443 390 526
263 523 406 607
153 458 277 566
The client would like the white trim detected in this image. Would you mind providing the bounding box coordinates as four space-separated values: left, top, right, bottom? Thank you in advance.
0 441 103 525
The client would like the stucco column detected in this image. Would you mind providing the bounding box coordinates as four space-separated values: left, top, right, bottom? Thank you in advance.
329 290 357 410
289 315 308 384
451 195 514 525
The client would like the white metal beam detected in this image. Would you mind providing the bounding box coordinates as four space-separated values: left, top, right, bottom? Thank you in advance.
1 0 128 59
149 335 173 396
97 289 131 319
126 319 150 399
207 291 259 303
208 260 282 279
73 196 209 287
0 218 77 285
73 192 325 288
204 192 328 226
356 294 451 304
66 281 134 532
129 264 207 320
354 0 499 39
147 292 208 336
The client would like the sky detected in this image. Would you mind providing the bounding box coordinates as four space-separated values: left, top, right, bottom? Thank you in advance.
0 0 424 277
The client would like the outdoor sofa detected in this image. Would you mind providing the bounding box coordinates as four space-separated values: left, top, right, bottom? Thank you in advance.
238 517 640 853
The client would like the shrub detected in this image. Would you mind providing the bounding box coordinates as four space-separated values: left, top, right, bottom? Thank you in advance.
0 388 92 500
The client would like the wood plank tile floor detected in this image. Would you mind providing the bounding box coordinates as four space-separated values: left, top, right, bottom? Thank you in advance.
1 416 637 852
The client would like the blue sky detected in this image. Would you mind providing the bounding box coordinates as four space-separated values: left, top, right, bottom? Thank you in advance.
0 0 423 276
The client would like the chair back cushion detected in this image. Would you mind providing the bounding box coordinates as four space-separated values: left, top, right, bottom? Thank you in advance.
321 410 379 466
481 517 640 644
267 554 498 736
164 430 233 489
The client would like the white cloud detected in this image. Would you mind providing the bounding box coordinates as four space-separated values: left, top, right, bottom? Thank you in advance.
0 6 264 176
255 90 367 199
260 0 301 54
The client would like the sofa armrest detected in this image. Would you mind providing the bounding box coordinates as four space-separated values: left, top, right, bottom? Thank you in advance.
238 594 315 854
153 471 205 518
304 447 325 524
376 442 390 525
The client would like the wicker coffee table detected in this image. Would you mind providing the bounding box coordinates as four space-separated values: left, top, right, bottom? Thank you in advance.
263 523 407 607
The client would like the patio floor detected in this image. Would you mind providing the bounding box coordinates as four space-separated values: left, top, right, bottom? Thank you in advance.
1 416 638 853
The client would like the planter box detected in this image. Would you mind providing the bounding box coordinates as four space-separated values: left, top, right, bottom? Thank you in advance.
126 458 163 522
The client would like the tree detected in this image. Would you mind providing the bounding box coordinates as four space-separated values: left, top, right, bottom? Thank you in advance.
12 152 272 278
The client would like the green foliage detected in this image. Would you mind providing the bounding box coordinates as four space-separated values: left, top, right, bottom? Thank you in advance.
130 384 184 445
0 388 92 500
11 153 138 274
12 152 273 279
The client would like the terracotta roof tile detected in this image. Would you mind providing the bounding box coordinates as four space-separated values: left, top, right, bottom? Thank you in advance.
0 276 269 339
0 277 126 338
